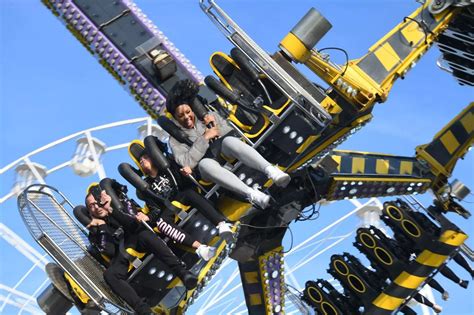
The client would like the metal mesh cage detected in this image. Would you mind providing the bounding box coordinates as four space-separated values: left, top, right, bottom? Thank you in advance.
17 184 130 314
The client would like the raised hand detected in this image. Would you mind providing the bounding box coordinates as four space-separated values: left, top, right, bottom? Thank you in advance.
135 212 150 222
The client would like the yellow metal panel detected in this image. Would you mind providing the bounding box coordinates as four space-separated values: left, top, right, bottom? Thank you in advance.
416 250 447 267
438 230 468 246
126 248 146 259
296 135 318 153
332 155 342 172
399 161 413 175
376 159 390 174
440 130 460 154
279 32 311 62
320 97 343 114
401 22 425 45
374 42 400 71
394 271 426 289
351 157 365 174
171 200 191 211
372 293 404 311
460 111 473 134
64 273 90 304
218 196 251 221
249 293 263 306
244 271 259 284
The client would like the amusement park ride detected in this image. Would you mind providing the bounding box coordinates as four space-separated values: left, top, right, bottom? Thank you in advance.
3 0 473 314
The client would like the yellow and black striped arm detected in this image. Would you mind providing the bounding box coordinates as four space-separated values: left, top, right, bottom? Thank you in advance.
301 2 459 109
366 229 467 314
322 150 432 200
238 248 285 315
239 259 267 314
367 201 469 314
416 102 474 194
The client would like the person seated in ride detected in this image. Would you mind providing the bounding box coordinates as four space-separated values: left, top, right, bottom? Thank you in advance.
120 157 218 261
137 139 235 243
84 182 198 315
165 79 291 209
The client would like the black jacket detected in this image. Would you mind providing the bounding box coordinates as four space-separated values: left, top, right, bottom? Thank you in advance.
138 162 193 222
88 203 144 260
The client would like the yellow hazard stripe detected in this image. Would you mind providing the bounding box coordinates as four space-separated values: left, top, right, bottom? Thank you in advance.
244 271 259 284
440 130 460 154
438 230 468 246
374 42 400 72
394 271 426 289
372 293 404 311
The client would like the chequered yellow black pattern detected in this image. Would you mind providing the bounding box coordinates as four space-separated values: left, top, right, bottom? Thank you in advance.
417 102 474 177
355 4 455 87
238 259 266 314
331 150 423 176
325 150 432 200
238 248 285 314
365 203 468 314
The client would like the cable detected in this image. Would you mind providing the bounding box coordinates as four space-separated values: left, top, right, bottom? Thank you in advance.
296 168 321 222
317 47 349 76
285 283 303 295
402 16 432 45
283 225 294 254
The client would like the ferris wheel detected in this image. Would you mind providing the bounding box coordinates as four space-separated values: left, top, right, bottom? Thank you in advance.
0 117 165 314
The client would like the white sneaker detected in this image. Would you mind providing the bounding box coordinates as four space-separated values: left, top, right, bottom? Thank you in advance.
265 165 291 188
248 189 271 209
432 304 442 313
217 221 234 242
196 245 216 261
441 291 449 301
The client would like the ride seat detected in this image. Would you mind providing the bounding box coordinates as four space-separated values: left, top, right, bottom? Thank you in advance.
207 49 291 139
72 205 146 269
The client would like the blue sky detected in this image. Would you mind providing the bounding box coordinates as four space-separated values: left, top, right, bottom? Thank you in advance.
0 0 473 314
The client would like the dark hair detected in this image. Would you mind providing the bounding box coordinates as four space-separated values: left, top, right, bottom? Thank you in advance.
85 184 101 206
166 79 199 115
84 192 93 208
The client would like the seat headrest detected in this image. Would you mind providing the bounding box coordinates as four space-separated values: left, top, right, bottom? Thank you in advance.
143 135 170 171
73 205 91 227
128 140 146 172
157 116 193 146
118 163 149 193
